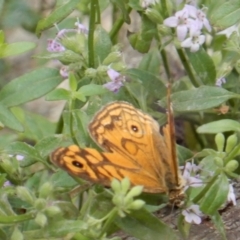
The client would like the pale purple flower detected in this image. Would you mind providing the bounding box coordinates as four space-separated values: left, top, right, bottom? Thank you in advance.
3 181 11 187
164 9 193 41
16 155 24 161
47 21 88 53
103 69 125 93
75 20 88 34
60 66 69 78
215 77 226 87
181 25 205 52
182 204 202 224
47 39 65 52
227 184 236 205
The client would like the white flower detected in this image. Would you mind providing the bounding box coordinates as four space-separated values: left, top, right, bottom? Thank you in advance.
183 4 197 19
103 69 125 93
164 9 193 41
196 9 211 32
215 77 226 87
182 204 202 224
181 25 205 52
183 162 203 190
227 184 236 206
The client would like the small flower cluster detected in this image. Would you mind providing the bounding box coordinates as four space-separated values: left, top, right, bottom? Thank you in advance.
164 4 211 52
47 21 125 93
47 21 88 78
182 161 203 191
47 21 88 53
103 68 125 93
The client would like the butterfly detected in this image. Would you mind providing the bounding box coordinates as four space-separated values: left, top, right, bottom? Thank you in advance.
51 92 185 204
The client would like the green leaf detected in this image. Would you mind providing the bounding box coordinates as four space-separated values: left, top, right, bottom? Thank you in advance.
11 107 56 141
128 15 157 53
186 48 216 85
115 208 177 240
169 86 238 112
36 0 80 36
6 142 42 167
138 50 161 76
23 220 85 238
78 84 109 97
200 173 229 215
45 88 71 101
0 42 36 58
211 212 227 240
35 136 64 158
94 26 112 66
0 104 23 132
197 119 240 133
71 109 90 147
0 68 62 107
210 0 240 28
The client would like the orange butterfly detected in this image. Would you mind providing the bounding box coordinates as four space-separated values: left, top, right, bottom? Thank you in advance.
51 89 185 203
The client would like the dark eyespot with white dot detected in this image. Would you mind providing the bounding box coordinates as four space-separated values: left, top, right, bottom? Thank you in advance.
131 125 138 132
72 161 83 168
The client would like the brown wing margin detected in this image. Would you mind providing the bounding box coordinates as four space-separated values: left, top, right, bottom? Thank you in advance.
166 84 180 186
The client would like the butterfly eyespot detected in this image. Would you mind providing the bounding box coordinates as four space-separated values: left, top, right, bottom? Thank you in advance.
72 161 83 168
131 125 138 132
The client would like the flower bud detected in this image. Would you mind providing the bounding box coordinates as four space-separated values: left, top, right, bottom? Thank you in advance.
0 158 15 175
215 133 225 152
16 186 34 205
34 198 47 210
125 185 143 199
111 179 121 193
44 206 62 217
225 160 239 172
39 182 53 199
214 157 224 168
85 68 97 78
225 134 238 153
145 8 163 24
35 212 47 227
121 178 131 194
128 199 145 210
102 51 121 65
112 195 123 206
11 227 24 240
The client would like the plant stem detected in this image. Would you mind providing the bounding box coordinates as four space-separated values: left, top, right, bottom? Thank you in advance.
176 48 200 87
109 7 131 42
88 0 99 68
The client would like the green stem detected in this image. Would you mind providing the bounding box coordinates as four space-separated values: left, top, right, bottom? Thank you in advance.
192 173 219 203
161 0 168 19
109 7 131 42
98 208 118 239
88 0 98 68
68 99 78 145
176 48 199 87
224 144 240 164
160 48 170 80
